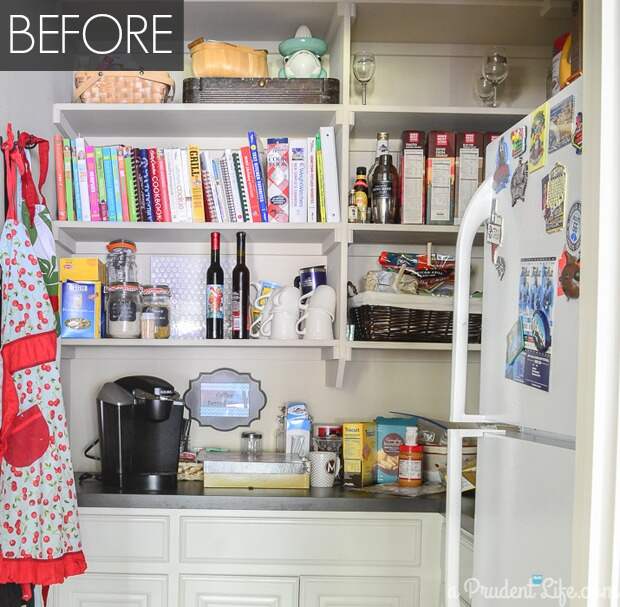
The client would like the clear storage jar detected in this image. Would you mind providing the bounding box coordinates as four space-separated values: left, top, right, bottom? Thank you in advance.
106 240 138 284
106 282 142 338
142 284 171 339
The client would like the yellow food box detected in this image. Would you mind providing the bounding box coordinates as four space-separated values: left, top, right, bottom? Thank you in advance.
343 421 377 487
59 257 106 283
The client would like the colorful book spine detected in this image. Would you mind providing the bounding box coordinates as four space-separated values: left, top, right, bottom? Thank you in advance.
248 131 268 222
315 133 327 223
54 135 67 220
110 147 123 222
266 137 289 223
307 136 317 222
102 147 117 222
62 139 75 221
157 149 172 222
180 149 193 222
117 147 130 222
199 151 220 223
225 149 244 222
240 146 260 223
94 147 108 221
232 151 250 222
147 148 164 222
210 157 228 223
219 156 237 222
163 149 180 222
70 140 82 221
131 148 147 221
188 145 206 222
75 138 91 222
138 149 155 222
288 138 307 223
85 146 101 221
124 148 138 222
319 126 341 223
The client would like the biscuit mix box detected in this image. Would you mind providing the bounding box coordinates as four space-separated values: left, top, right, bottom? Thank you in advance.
343 422 377 488
426 131 456 224
455 131 484 224
400 130 426 224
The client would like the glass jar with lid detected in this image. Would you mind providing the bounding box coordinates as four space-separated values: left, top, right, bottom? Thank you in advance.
106 240 138 285
106 282 142 338
142 285 171 339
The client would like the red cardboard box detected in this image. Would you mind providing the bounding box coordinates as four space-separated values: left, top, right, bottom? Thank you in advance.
400 130 426 224
426 131 455 225
455 131 484 223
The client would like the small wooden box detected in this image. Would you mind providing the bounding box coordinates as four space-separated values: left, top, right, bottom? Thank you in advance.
183 77 340 104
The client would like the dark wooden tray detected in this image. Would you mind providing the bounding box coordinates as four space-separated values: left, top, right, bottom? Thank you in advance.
183 77 340 104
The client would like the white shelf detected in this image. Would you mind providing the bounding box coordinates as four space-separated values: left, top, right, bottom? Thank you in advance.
61 338 337 348
350 105 530 139
349 224 483 246
54 104 343 139
350 341 481 351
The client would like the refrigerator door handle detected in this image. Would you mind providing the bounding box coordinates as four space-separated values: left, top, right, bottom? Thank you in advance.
445 427 504 607
450 177 493 423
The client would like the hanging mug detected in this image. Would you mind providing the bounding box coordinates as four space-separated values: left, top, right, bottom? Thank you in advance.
294 265 327 296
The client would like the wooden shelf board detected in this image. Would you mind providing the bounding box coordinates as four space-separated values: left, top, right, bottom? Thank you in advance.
54 104 343 139
351 105 530 139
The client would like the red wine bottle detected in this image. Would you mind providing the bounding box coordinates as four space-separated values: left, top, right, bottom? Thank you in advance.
206 231 224 339
232 231 250 339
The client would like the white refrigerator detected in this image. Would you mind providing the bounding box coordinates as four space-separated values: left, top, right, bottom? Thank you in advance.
446 79 583 606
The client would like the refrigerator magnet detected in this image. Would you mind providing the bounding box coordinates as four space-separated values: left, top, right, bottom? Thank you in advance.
486 199 504 246
548 95 575 153
511 157 528 206
543 163 567 234
558 250 580 300
529 102 549 173
493 136 511 192
572 111 583 154
532 309 552 353
510 126 527 158
506 318 525 365
566 201 581 254
494 255 506 280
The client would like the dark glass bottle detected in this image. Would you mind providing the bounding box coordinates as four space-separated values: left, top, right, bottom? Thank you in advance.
206 231 224 339
370 154 399 224
232 231 250 339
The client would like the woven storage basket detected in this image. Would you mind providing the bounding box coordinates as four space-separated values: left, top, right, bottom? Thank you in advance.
188 38 268 78
349 292 482 343
74 71 175 103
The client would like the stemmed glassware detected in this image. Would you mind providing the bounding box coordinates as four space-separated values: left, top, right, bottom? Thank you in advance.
352 51 376 105
476 48 509 107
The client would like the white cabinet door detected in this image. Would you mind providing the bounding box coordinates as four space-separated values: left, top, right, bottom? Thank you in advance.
180 575 299 607
50 573 167 607
299 577 419 607
459 530 474 606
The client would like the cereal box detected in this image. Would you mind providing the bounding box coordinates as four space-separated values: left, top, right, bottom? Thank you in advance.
376 417 417 484
60 281 102 339
343 421 377 488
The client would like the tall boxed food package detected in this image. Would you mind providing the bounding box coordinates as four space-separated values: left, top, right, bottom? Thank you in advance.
426 131 455 225
343 421 377 487
376 417 417 484
454 132 484 224
400 130 426 224
60 281 102 338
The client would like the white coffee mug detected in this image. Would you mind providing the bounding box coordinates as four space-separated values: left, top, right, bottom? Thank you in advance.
309 451 341 488
250 287 282 339
296 308 333 340
260 309 299 340
272 285 301 311
305 285 337 317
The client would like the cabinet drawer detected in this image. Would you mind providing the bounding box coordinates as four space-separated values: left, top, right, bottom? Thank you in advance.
80 513 170 563
300 576 419 607
180 514 422 568
180 575 299 607
50 573 167 607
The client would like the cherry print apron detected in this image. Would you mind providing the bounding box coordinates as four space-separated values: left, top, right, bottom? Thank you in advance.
0 125 86 589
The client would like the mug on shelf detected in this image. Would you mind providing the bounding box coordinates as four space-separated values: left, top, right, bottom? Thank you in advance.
250 285 281 339
300 284 336 317
294 265 327 296
272 285 301 312
260 309 300 340
309 451 341 488
250 281 280 319
296 308 334 340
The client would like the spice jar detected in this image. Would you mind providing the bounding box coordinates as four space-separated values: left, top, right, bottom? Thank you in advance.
106 282 141 338
398 426 423 487
142 284 171 339
106 240 138 284
241 432 263 457
141 312 156 339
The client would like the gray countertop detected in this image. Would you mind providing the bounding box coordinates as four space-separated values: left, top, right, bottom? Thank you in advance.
76 475 448 513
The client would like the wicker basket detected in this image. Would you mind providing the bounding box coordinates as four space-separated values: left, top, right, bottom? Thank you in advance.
74 71 175 103
188 38 268 78
349 292 482 343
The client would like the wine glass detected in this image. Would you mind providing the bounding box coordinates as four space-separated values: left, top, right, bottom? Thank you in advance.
481 48 509 107
475 75 496 107
352 51 376 105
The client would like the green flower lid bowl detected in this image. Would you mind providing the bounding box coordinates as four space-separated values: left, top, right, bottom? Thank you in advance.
279 37 328 58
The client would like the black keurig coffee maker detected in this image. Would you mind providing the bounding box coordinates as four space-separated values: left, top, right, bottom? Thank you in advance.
96 375 186 491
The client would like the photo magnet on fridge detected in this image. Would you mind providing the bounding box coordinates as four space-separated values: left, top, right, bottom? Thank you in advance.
543 163 567 234
510 126 527 158
511 157 528 207
486 199 504 246
529 102 549 173
548 95 575 153
493 136 511 193
557 250 580 300
572 111 583 155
